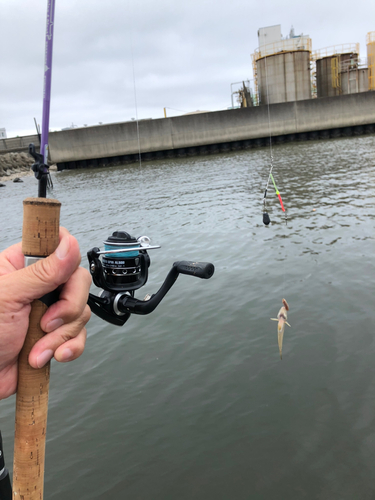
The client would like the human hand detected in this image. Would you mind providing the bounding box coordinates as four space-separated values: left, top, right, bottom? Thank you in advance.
0 227 91 400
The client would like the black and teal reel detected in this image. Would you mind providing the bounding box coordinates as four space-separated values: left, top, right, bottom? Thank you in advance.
87 231 214 326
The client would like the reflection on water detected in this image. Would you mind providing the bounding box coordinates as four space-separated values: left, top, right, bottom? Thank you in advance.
0 135 374 499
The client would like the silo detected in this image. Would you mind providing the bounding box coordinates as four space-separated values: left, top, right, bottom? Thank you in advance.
313 44 360 97
367 32 375 90
340 63 368 94
253 32 312 105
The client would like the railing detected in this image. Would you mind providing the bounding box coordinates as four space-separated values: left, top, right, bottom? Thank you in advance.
311 43 360 61
339 57 368 72
252 37 312 102
253 37 312 62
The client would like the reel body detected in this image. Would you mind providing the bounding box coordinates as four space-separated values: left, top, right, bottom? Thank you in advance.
87 231 214 326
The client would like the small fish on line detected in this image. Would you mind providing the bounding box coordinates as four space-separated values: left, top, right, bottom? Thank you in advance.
271 298 291 359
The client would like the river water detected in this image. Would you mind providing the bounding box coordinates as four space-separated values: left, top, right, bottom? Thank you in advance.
1 135 374 499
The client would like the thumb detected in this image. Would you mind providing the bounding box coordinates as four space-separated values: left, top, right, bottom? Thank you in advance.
8 232 82 304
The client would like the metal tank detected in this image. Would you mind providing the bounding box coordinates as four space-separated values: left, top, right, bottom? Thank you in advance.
340 65 368 94
313 44 361 97
252 28 312 105
367 32 375 90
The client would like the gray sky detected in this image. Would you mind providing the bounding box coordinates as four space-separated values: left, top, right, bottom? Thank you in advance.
1 0 374 137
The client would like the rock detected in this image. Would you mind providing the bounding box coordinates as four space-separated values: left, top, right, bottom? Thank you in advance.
0 183 5 187
13 177 23 183
0 152 33 180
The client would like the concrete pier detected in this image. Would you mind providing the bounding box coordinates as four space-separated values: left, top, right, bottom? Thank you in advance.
48 92 375 170
2 92 374 170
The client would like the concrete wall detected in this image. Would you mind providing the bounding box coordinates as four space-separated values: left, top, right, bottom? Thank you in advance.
257 51 311 104
0 134 40 153
48 92 375 165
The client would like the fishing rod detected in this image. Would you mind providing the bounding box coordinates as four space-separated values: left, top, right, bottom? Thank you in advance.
6 158 214 500
8 2 59 499
1 2 214 499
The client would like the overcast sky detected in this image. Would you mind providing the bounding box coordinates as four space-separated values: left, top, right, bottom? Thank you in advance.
1 0 374 137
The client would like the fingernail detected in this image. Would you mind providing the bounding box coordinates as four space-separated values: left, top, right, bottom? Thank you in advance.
37 349 54 368
45 318 64 332
60 348 73 362
55 235 70 260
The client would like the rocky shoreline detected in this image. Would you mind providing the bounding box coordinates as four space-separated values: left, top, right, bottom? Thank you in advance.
0 152 56 184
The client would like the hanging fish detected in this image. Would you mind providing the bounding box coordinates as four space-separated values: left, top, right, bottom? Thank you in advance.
271 298 291 359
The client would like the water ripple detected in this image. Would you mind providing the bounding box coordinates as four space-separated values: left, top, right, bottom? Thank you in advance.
0 135 374 499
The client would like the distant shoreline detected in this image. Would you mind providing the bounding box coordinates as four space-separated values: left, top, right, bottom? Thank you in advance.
0 151 56 183
0 168 33 183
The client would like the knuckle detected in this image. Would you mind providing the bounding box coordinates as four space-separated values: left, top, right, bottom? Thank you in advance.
81 267 92 288
31 259 57 286
68 302 83 320
82 304 91 324
61 331 75 343
78 328 87 347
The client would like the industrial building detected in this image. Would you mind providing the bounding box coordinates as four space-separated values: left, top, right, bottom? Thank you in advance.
252 26 312 105
2 27 374 169
312 44 367 97
252 25 375 105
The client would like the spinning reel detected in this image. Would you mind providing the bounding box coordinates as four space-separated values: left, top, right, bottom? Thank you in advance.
87 231 215 326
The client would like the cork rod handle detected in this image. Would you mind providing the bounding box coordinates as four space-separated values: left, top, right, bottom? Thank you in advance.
13 197 61 500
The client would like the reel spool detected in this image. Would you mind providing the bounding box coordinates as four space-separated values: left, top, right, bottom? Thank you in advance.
88 231 160 293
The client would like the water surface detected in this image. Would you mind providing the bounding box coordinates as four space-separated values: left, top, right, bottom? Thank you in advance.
1 135 374 499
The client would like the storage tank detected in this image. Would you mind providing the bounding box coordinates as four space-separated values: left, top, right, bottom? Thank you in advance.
253 27 312 105
340 60 368 94
367 32 375 90
313 44 360 97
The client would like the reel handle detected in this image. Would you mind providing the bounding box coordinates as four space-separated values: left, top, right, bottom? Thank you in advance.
173 261 215 279
87 254 215 325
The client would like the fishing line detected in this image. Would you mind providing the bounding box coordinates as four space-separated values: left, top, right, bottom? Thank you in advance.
260 52 291 361
128 5 142 173
262 53 287 226
261 50 288 294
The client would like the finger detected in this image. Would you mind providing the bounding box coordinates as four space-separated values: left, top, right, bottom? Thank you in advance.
28 305 91 368
0 364 18 400
0 227 69 274
0 242 23 275
54 327 87 363
6 229 82 304
41 266 92 333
